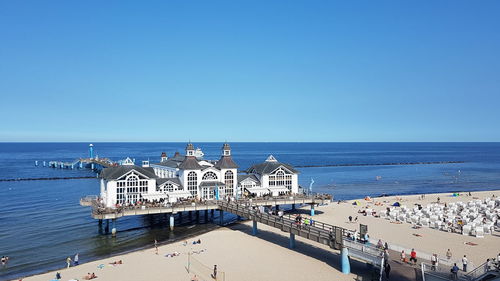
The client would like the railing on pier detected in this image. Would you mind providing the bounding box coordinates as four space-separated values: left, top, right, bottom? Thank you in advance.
217 200 385 267
86 194 332 219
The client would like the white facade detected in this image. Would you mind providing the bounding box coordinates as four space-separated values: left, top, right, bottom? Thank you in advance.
240 155 300 197
99 144 301 208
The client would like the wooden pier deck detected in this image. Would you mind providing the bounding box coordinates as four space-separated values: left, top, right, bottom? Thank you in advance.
83 194 332 220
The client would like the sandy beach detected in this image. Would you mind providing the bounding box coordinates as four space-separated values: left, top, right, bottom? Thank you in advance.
314 190 500 268
21 223 367 281
19 190 500 281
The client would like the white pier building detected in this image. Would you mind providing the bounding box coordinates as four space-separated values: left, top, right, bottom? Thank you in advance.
98 143 300 208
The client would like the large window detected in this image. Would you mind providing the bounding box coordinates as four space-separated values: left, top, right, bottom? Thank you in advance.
116 187 125 204
224 171 234 197
269 168 292 190
187 171 198 196
127 175 139 193
156 183 175 193
202 171 218 180
139 180 148 193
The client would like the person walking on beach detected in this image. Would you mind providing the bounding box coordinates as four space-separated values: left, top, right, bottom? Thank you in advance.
211 264 217 279
462 255 468 272
446 249 452 260
410 249 417 265
154 239 158 255
66 256 72 268
400 250 407 263
74 253 79 266
348 215 352 223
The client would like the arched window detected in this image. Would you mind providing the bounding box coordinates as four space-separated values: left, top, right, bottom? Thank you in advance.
165 183 174 192
125 175 139 203
224 170 234 197
202 171 218 180
127 175 138 192
268 168 292 191
187 171 198 196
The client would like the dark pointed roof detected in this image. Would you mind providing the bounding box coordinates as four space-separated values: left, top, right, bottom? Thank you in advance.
237 174 260 184
100 165 157 180
214 156 239 169
246 156 298 175
179 156 202 170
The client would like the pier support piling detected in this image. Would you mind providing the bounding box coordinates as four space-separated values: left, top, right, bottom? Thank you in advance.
341 247 350 274
291 204 296 211
289 233 296 249
252 220 258 236
219 209 224 225
196 210 200 222
310 204 315 216
189 211 193 221
105 220 110 234
204 210 208 223
169 215 175 231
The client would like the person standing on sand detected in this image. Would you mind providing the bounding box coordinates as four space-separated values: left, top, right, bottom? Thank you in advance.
348 215 352 223
154 239 158 255
400 250 407 263
446 249 452 260
451 263 459 280
462 255 468 272
66 257 72 268
74 253 79 266
431 254 437 271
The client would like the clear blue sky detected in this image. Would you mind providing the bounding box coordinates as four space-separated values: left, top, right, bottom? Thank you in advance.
1 1 499 142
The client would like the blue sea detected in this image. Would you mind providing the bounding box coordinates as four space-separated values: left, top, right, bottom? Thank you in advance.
1 142 500 280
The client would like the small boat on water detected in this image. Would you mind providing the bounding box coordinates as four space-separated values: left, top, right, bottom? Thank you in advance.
195 148 204 158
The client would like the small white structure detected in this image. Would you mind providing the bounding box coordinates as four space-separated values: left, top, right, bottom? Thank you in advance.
241 155 300 197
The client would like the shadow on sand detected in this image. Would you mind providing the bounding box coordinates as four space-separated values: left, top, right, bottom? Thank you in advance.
227 222 381 281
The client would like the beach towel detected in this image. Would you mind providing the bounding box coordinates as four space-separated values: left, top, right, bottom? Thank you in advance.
97 264 105 269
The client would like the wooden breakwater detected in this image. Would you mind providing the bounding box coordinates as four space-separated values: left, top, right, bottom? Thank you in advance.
295 161 465 168
0 176 96 182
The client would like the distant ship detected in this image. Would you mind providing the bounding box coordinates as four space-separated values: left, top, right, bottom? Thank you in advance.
195 148 204 158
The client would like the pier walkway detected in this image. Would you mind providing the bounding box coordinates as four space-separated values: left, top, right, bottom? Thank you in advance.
217 201 385 268
83 194 332 220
